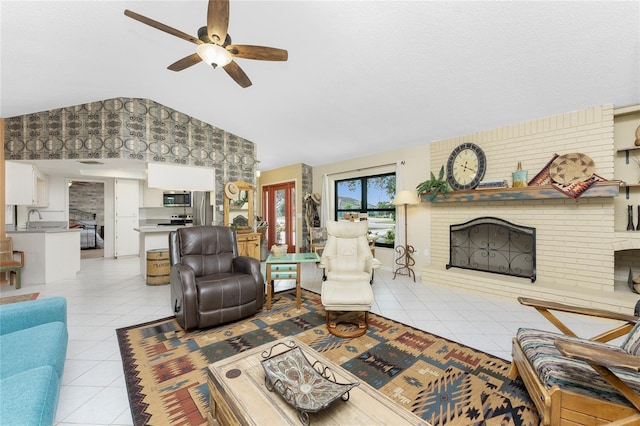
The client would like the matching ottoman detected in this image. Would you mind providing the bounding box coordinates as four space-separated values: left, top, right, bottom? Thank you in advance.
321 279 373 338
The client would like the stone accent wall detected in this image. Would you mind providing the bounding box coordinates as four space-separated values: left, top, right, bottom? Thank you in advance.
421 105 638 312
301 163 313 251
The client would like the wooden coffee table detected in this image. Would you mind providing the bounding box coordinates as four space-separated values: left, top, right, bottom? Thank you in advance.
207 337 428 425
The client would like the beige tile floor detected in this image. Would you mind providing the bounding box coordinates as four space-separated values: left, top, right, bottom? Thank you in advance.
0 256 625 425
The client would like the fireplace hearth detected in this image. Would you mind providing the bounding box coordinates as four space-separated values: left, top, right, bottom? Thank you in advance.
447 217 536 282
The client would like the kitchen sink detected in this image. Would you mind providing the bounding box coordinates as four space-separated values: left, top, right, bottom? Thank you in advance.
24 221 69 230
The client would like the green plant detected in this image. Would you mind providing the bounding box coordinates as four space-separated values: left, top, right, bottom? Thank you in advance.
416 165 451 200
384 229 395 245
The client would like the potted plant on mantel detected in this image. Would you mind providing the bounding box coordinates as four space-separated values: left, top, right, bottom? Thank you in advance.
416 165 451 201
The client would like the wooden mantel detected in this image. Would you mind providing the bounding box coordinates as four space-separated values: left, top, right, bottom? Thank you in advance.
421 181 621 203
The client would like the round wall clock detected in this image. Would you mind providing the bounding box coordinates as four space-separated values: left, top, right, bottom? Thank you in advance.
446 142 487 190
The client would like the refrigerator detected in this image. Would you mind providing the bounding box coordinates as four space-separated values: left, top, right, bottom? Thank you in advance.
192 191 214 226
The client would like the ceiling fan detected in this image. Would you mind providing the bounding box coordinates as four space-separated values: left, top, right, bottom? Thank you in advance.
124 0 288 88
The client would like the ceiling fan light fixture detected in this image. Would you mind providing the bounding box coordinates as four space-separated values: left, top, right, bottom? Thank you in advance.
197 43 232 68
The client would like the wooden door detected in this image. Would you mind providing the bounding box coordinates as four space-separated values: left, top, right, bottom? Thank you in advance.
262 182 296 252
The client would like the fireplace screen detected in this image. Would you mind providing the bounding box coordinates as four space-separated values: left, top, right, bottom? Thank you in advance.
447 217 536 282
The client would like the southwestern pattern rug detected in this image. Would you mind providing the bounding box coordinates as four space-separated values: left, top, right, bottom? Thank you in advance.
117 290 539 425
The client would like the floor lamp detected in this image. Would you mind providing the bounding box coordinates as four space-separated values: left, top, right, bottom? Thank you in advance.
392 190 421 282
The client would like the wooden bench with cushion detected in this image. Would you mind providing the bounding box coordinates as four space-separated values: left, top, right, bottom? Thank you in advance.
508 297 640 425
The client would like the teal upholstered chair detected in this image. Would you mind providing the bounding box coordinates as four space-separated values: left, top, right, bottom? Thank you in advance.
0 297 68 425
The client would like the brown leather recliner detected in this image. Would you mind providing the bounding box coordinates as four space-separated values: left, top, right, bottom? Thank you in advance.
169 226 264 331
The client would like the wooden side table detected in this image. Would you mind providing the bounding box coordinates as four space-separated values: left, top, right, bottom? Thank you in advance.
264 252 320 310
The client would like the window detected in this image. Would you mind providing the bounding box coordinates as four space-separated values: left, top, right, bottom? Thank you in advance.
335 173 396 247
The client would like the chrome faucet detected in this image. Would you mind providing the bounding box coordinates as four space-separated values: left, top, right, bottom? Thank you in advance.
27 208 42 228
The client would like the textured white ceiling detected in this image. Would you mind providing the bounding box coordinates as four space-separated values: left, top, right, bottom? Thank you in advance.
2 1 639 172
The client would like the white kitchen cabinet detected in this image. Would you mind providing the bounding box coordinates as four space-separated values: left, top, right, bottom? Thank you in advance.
147 163 215 191
140 183 164 207
8 229 81 284
115 179 140 257
35 172 48 207
5 161 48 207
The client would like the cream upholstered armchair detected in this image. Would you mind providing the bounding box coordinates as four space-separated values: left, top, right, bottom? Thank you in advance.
319 220 381 338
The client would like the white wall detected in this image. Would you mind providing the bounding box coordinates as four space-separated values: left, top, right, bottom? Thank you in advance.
312 144 431 274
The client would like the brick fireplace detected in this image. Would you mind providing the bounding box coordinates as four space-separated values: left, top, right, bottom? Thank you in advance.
421 104 640 314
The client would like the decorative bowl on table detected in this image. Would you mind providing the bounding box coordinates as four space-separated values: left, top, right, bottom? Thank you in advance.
270 244 288 257
261 341 359 426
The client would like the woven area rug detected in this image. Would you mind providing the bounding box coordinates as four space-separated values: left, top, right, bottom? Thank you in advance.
0 292 39 305
117 290 539 426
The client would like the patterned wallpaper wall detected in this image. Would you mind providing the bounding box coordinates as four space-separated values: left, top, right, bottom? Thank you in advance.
3 97 257 219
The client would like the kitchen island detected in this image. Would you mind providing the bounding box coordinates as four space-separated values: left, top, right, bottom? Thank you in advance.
6 228 81 284
134 225 190 278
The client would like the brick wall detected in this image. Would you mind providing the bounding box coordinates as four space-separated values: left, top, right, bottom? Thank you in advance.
421 105 639 312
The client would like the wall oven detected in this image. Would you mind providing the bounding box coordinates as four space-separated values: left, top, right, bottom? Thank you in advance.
163 191 191 207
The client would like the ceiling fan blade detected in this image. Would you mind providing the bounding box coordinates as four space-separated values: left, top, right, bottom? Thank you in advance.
226 45 288 61
207 0 229 44
124 9 201 45
168 53 203 71
223 60 252 88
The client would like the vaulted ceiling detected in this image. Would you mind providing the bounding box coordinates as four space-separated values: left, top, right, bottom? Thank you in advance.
2 1 639 172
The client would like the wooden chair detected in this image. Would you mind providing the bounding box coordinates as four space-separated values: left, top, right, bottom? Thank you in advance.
508 297 640 425
309 226 326 255
0 237 24 289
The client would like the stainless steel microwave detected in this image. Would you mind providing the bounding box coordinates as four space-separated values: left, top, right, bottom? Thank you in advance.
163 191 191 207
